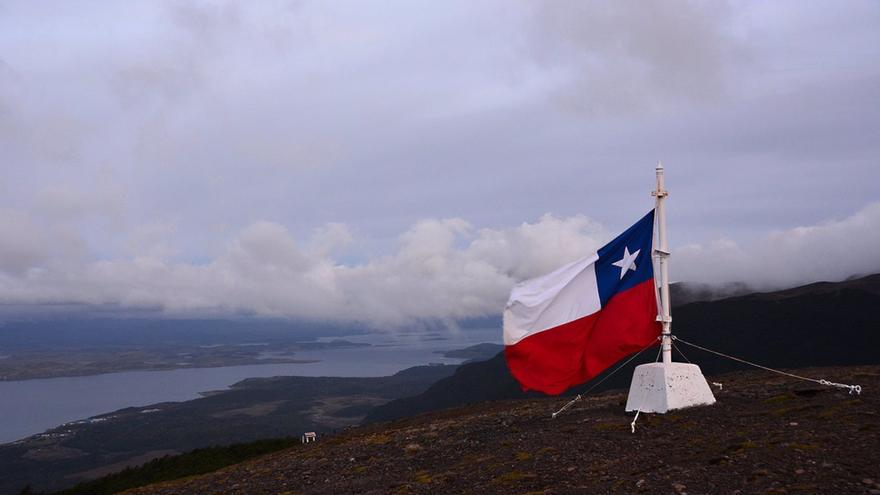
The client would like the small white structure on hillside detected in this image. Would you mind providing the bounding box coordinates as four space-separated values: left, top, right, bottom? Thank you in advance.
625 163 716 414
301 431 317 444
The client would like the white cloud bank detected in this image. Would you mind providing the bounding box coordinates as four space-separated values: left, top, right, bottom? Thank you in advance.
674 202 880 288
0 211 606 325
2 203 879 325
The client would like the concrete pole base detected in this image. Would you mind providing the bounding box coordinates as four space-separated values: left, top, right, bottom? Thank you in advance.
624 362 716 413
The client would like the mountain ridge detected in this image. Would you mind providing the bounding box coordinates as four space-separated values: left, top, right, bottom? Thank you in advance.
365 273 880 424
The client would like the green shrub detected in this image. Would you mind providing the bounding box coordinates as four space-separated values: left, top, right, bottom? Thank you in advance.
53 437 299 495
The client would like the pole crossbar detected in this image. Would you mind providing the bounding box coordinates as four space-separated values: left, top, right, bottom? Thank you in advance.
672 336 862 395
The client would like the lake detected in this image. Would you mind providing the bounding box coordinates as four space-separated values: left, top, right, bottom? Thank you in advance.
0 328 500 444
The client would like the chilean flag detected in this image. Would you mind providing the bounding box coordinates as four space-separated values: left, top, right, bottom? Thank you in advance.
503 210 661 395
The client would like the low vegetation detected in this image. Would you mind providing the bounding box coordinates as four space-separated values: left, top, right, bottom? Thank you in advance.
50 437 300 495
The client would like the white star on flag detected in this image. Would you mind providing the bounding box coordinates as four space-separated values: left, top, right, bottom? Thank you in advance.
611 246 640 279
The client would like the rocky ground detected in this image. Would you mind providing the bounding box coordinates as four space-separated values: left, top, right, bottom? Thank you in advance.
125 365 879 495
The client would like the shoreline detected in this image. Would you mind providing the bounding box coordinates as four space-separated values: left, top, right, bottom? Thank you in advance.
0 358 323 383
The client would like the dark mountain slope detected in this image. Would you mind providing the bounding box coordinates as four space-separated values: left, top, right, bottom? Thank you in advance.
365 274 880 423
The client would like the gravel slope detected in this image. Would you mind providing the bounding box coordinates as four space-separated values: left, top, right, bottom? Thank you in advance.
125 364 879 495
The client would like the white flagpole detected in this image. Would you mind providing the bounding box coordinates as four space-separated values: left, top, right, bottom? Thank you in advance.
653 162 672 364
625 162 715 415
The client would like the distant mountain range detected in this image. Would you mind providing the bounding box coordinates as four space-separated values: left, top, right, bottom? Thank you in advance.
365 274 880 423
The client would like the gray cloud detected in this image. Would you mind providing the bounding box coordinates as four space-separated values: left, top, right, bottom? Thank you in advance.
0 209 51 275
0 1 878 324
528 0 746 113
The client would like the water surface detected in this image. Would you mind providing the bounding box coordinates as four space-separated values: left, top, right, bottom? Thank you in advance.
0 328 500 444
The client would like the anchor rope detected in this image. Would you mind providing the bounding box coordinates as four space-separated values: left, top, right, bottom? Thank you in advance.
630 345 664 433
551 338 661 419
672 336 862 395
672 337 723 390
670 338 692 364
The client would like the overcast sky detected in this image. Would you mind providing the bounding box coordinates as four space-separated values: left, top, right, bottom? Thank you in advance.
1 1 878 325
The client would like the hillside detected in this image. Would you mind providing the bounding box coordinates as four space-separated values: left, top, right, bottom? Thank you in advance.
10 275 879 493
125 364 880 494
0 365 458 494
366 274 880 423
